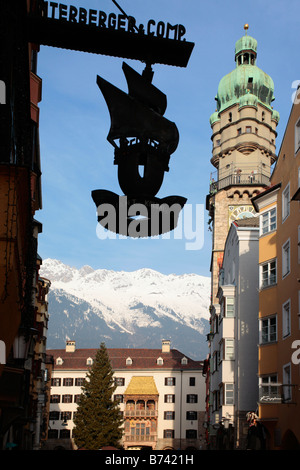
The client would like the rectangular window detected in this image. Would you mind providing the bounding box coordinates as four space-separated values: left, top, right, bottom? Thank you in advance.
213 390 219 411
261 315 277 343
49 411 60 420
226 297 235 317
260 207 277 235
165 377 176 386
225 339 235 360
61 411 72 421
224 384 234 405
50 395 60 403
213 350 219 372
114 394 123 403
186 429 197 439
246 126 252 133
163 429 174 438
260 259 277 289
282 239 290 278
282 300 291 338
51 378 61 387
186 394 198 403
115 377 125 386
189 377 196 386
74 395 81 404
164 394 175 403
62 394 73 403
60 429 70 439
282 183 290 222
186 411 197 420
63 378 73 386
75 378 84 386
164 411 175 420
259 375 280 402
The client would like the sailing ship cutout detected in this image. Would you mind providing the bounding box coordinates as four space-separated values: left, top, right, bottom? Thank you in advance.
92 62 187 238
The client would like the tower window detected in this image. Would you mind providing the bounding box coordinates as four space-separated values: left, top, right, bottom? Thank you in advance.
237 128 242 135
243 53 249 64
248 77 253 92
246 126 252 133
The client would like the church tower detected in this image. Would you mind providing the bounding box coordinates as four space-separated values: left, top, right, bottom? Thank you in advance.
207 25 280 304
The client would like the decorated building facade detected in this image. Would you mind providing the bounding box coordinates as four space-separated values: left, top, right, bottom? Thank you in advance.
45 340 206 450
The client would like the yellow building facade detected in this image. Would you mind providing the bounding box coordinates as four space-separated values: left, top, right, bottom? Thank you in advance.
252 90 300 449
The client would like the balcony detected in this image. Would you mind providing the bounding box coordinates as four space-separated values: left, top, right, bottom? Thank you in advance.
124 409 157 418
209 165 270 194
124 434 157 443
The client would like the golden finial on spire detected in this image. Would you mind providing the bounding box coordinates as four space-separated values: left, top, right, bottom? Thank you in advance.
244 24 249 35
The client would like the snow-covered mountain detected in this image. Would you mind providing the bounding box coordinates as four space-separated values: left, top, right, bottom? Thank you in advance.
40 259 211 359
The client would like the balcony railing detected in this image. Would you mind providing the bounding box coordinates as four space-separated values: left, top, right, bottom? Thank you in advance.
124 434 157 442
209 167 270 194
124 410 157 418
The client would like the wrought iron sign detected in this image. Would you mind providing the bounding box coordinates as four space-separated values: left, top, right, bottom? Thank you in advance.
92 62 187 238
27 1 194 67
37 1 187 42
26 0 195 237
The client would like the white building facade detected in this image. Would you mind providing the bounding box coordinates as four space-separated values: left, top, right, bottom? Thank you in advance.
209 218 259 449
45 340 206 450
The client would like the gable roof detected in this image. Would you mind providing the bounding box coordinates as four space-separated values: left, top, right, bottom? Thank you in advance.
125 376 158 395
46 347 203 372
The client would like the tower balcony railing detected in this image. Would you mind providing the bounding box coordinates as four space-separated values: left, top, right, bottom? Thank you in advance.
209 166 270 194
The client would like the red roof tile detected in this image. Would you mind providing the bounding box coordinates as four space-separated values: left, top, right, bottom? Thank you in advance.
46 347 203 371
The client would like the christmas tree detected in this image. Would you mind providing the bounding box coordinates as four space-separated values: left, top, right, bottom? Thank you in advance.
73 342 123 450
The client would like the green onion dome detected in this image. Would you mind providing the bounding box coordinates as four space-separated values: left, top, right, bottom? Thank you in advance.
215 27 277 115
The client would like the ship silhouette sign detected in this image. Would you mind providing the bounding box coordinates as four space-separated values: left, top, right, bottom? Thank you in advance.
92 62 187 238
27 1 194 237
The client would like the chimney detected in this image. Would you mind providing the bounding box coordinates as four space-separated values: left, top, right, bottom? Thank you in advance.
66 340 76 353
162 340 170 353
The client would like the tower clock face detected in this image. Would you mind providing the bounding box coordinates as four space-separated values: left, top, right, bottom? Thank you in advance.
228 205 255 225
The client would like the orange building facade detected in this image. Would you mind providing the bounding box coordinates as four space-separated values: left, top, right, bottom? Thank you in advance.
0 0 47 449
252 91 300 449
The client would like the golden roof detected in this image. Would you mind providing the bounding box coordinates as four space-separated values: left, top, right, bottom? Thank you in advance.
125 376 158 395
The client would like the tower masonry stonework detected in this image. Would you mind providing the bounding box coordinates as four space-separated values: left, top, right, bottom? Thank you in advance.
207 26 279 304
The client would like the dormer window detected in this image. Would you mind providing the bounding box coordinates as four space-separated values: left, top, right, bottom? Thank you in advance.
56 357 63 365
126 357 132 365
157 357 164 365
181 357 188 365
86 357 93 365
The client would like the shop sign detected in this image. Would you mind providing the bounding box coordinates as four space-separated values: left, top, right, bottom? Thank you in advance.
38 1 187 41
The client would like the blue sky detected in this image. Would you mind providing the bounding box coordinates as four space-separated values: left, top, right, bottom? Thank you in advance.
36 0 300 276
